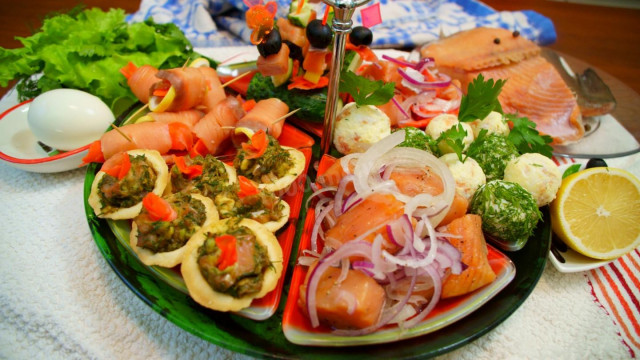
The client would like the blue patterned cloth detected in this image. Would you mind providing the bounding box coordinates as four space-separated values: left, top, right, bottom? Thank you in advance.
127 0 556 48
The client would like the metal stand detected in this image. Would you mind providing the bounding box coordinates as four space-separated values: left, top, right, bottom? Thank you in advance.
320 0 371 155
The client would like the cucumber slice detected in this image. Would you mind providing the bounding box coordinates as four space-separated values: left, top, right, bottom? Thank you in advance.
271 58 294 87
288 0 314 27
342 50 362 73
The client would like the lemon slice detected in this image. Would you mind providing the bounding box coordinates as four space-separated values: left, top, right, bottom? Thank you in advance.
149 86 176 113
550 167 640 260
189 58 210 68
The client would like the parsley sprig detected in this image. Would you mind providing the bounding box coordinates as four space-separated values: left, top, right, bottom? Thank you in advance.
457 74 505 123
339 70 395 106
506 114 554 158
437 124 470 162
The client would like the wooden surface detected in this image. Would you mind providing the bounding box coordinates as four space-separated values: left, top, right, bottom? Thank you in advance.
1 0 639 136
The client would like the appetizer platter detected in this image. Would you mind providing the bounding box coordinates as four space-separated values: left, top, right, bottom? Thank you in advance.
2 4 638 359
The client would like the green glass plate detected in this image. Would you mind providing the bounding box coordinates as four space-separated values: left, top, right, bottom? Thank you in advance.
84 158 551 359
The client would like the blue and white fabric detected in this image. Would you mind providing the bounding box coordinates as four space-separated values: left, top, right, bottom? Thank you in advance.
127 0 556 48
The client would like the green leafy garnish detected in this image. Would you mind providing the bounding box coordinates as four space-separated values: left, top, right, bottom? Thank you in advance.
0 7 208 115
506 114 554 158
458 74 505 122
562 164 582 179
437 123 469 162
339 70 395 106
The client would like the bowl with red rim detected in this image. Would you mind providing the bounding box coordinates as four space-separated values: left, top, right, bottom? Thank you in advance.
0 99 90 173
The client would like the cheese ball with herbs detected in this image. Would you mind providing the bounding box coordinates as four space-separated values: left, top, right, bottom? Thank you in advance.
469 111 510 137
439 153 486 201
333 103 391 155
470 180 542 251
394 126 435 153
503 153 562 207
466 133 519 181
425 114 474 155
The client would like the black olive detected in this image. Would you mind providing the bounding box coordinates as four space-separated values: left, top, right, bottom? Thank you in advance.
586 158 608 168
283 40 304 63
350 26 373 46
257 29 282 58
306 19 333 48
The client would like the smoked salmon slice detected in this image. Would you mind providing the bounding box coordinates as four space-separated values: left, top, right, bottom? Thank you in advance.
441 214 496 298
235 98 290 139
100 122 173 160
192 96 245 154
151 67 207 112
145 109 204 128
464 56 584 144
197 67 227 112
127 64 159 104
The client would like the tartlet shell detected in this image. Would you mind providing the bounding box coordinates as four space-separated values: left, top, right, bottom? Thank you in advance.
88 149 169 220
181 218 283 312
129 193 219 268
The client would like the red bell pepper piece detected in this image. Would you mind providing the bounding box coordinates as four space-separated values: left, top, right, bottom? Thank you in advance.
173 155 203 179
241 129 268 159
142 192 177 222
237 175 259 198
215 234 238 270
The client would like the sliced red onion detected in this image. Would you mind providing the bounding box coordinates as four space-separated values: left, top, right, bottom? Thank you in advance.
401 264 442 328
381 54 435 71
391 96 410 121
398 67 452 89
352 130 406 196
311 203 335 252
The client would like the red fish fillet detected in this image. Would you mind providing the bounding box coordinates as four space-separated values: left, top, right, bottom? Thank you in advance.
465 56 584 144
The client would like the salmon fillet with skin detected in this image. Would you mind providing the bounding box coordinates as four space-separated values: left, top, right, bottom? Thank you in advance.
421 27 584 144
464 57 584 144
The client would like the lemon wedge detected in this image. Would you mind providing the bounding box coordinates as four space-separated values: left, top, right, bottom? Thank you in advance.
149 86 176 113
550 167 640 260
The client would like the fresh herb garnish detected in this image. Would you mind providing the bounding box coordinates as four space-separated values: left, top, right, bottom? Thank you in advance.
339 70 395 106
437 123 469 162
457 74 505 122
562 164 582 178
506 114 554 158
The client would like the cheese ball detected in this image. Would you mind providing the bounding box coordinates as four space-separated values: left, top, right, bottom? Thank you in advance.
439 153 486 201
469 111 510 137
425 114 474 154
333 103 391 155
503 153 562 207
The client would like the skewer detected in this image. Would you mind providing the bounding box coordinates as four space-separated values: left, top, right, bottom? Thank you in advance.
110 123 133 143
272 108 301 124
222 71 253 88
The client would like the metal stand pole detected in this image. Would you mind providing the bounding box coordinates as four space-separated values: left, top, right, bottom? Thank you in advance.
320 0 371 155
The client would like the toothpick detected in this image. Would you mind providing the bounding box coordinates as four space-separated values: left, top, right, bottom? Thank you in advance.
127 103 149 124
272 108 300 124
222 71 253 88
182 56 192 69
110 123 133 143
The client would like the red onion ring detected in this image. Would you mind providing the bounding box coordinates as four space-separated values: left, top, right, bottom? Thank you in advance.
398 67 452 89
